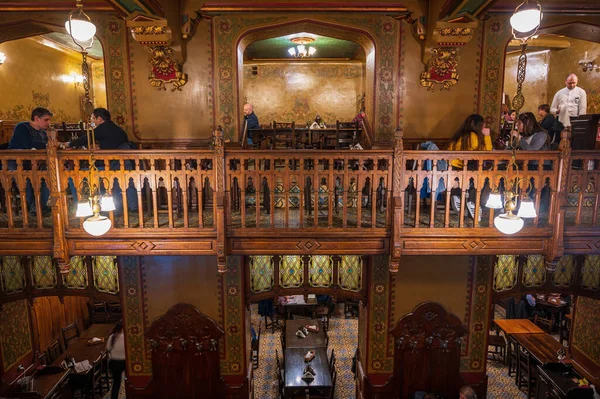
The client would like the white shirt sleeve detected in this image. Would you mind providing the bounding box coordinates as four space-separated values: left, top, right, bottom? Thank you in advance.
579 88 587 116
550 89 561 115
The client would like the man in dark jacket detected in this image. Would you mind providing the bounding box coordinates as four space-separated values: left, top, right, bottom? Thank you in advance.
243 103 259 145
538 103 564 146
69 108 129 150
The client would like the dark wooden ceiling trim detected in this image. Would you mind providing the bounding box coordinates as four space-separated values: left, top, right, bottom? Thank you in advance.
200 3 408 14
487 3 600 14
0 2 114 12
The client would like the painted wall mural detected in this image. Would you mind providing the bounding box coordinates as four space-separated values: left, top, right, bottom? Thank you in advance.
572 296 600 367
242 63 364 126
0 300 32 372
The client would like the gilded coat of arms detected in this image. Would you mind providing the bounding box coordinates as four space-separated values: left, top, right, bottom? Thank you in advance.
148 46 188 91
420 47 459 91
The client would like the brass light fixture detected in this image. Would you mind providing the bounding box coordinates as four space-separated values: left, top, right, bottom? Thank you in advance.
75 125 115 236
65 0 96 117
485 146 537 235
288 37 317 58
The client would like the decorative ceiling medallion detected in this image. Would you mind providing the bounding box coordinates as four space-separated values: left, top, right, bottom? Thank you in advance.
290 37 315 45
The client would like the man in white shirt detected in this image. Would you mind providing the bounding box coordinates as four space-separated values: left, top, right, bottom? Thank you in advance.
550 73 587 127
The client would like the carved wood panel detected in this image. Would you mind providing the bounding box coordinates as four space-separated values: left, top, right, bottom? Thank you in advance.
146 303 225 399
389 302 466 399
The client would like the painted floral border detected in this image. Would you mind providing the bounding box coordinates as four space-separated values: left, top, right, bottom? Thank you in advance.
0 300 32 372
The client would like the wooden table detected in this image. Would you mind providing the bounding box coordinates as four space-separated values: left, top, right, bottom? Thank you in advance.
56 324 115 371
16 367 71 399
285 319 326 349
284 347 332 399
512 333 563 365
283 302 318 320
494 319 545 335
79 323 115 340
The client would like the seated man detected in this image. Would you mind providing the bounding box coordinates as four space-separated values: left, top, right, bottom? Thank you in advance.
8 107 53 215
310 115 326 129
69 108 137 213
243 103 259 145
537 103 563 146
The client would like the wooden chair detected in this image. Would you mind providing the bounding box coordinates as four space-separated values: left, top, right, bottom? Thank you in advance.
62 322 80 349
335 120 358 149
517 345 537 398
37 351 49 366
275 349 284 399
329 365 337 399
315 297 334 332
251 325 261 369
107 302 122 323
90 302 109 324
91 354 105 398
328 349 336 376
487 333 506 363
508 336 519 378
47 340 63 363
534 314 553 333
272 121 296 149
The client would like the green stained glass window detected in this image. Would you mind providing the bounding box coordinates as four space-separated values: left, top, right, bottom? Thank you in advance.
93 256 119 294
1 256 25 293
63 256 88 289
522 255 546 288
280 255 303 288
250 256 274 293
553 255 575 287
32 256 56 289
493 255 517 292
309 255 333 287
581 255 600 291
339 255 362 292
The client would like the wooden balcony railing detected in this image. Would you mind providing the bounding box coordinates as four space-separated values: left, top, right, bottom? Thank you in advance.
225 149 393 230
0 128 597 272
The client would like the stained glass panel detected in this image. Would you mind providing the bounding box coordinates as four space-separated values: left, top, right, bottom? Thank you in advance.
279 255 303 288
581 255 600 291
250 256 274 293
553 255 575 287
522 255 546 288
93 256 119 294
309 255 333 287
63 256 88 289
493 255 517 292
32 256 56 289
339 255 362 292
1 256 25 293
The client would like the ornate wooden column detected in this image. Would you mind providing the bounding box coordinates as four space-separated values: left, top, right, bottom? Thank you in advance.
46 130 70 273
390 128 403 273
214 128 227 274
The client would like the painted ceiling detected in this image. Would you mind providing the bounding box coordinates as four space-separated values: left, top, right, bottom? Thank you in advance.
42 32 104 59
245 33 362 60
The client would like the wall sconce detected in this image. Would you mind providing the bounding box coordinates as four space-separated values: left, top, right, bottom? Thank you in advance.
579 51 599 72
0 52 6 65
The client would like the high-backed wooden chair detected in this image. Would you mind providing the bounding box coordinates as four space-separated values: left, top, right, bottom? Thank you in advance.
47 340 63 363
251 325 261 369
107 302 122 323
335 120 358 149
90 302 109 324
272 121 296 149
62 322 80 349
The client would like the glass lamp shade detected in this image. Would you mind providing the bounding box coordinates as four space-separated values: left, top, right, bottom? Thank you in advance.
485 192 503 209
494 213 524 235
288 47 296 56
75 200 93 217
308 46 317 56
65 18 97 42
100 195 116 212
517 199 537 218
510 7 542 33
83 215 112 236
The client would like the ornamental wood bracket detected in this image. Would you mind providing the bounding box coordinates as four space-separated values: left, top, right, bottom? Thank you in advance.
127 18 188 91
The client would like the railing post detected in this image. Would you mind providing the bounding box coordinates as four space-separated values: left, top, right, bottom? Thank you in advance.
390 127 404 273
46 129 70 273
546 127 571 266
214 127 227 274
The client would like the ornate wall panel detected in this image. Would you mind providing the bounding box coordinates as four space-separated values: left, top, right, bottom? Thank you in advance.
0 256 25 293
522 254 546 288
32 256 57 289
572 296 600 368
94 256 119 294
367 254 393 375
553 255 575 287
308 255 333 288
0 300 32 372
493 255 517 292
249 255 274 294
62 256 87 289
279 255 303 288
339 255 363 292
581 255 600 291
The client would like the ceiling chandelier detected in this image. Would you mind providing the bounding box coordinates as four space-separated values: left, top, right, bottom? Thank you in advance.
75 126 115 236
65 0 96 117
288 37 316 58
485 146 537 235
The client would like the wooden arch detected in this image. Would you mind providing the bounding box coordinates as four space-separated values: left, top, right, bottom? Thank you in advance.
389 302 467 399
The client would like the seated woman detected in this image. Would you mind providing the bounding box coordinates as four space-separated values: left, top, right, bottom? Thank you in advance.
447 114 492 219
310 115 327 129
512 112 550 151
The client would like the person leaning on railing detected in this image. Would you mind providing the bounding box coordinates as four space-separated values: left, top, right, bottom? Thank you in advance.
446 114 492 220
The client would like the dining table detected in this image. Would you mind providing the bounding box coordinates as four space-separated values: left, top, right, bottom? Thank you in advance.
284 347 332 399
494 318 545 335
511 332 564 365
285 319 327 349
